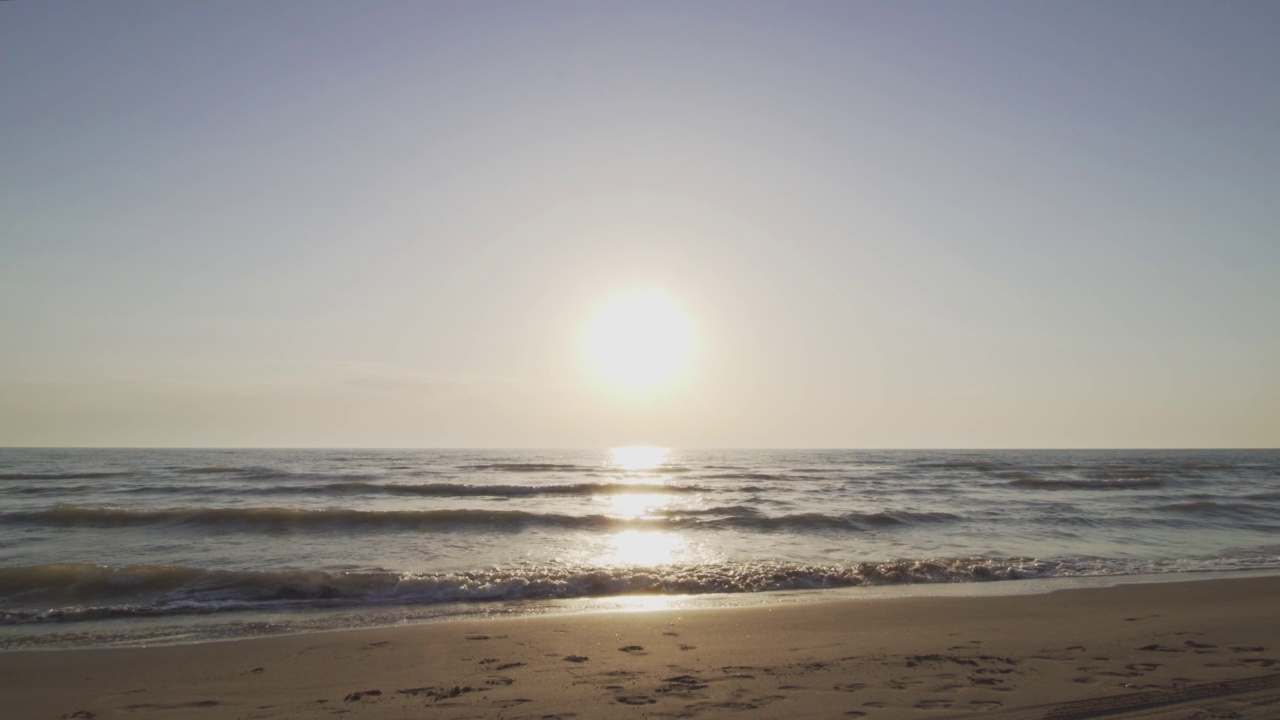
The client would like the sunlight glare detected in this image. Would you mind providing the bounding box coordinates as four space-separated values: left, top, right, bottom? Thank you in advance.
610 594 682 613
608 446 670 472
587 291 692 391
601 530 686 565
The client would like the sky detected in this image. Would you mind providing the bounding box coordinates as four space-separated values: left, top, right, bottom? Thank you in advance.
2 1 1278 448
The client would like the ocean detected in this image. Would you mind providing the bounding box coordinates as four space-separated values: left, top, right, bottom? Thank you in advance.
1 448 1277 648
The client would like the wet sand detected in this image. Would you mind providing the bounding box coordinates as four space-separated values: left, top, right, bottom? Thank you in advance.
3 576 1279 719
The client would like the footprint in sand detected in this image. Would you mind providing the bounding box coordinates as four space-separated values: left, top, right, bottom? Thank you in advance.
400 685 477 701
661 674 709 691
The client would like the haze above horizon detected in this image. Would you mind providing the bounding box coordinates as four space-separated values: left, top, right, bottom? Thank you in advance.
2 1 1277 448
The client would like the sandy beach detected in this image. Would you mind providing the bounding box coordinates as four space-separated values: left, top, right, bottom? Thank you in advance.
2 576 1277 720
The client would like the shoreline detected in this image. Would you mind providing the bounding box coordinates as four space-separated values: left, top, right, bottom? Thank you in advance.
5 566 1280 652
4 574 1278 718
2 566 1277 653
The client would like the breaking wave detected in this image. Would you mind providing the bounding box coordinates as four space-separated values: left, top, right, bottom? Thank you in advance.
0 557 1063 623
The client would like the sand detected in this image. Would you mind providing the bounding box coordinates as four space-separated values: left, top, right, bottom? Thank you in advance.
3 576 1279 720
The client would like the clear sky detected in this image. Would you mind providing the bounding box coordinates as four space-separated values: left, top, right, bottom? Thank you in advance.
2 1 1277 448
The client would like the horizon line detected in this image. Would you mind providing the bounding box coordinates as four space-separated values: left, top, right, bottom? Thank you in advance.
2 446 1276 452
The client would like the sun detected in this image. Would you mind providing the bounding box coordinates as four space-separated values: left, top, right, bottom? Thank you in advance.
587 290 693 391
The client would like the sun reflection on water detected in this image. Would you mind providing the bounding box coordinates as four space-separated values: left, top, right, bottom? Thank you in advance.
608 493 672 519
608 446 669 472
596 447 691 568
609 594 684 613
601 529 686 565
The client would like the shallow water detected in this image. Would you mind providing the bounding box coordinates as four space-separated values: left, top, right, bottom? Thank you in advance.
1 448 1277 647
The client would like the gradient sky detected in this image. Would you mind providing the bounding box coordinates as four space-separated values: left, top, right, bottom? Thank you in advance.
2 1 1278 448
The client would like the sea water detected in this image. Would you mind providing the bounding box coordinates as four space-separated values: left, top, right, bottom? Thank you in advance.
1 448 1277 647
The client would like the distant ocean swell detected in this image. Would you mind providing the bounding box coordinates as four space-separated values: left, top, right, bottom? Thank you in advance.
9 460 1266 484
1005 477 1166 490
0 506 960 532
7 503 1277 533
0 481 715 499
0 471 133 481
0 557 1110 624
1 476 1249 500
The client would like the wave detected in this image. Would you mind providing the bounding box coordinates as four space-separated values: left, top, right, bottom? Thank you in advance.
291 481 707 498
1 506 613 531
704 510 959 530
0 471 132 481
1007 477 1165 490
0 557 1061 623
456 462 692 475
11 553 1278 626
0 506 959 533
171 467 403 482
1153 501 1276 518
458 463 596 473
1 484 99 495
0 481 710 500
